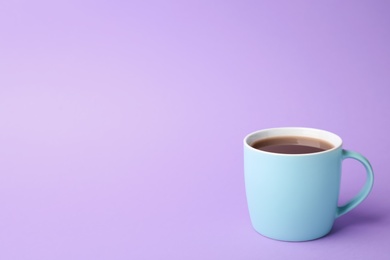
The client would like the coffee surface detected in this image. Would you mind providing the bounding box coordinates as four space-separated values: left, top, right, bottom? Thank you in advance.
251 136 334 154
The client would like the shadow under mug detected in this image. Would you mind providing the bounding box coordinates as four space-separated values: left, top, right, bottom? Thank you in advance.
243 127 374 241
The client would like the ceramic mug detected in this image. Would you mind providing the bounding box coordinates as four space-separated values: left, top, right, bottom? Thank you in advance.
243 127 374 241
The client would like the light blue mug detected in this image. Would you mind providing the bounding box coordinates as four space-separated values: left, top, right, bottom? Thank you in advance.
244 127 374 241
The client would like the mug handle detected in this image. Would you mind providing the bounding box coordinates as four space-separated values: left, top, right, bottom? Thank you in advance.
336 149 374 218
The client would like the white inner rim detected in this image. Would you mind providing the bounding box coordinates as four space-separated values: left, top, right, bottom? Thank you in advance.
244 127 342 154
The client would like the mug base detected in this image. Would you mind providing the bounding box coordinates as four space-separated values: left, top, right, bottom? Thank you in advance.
253 227 332 242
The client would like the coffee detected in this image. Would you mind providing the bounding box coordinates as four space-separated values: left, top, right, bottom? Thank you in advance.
251 136 334 154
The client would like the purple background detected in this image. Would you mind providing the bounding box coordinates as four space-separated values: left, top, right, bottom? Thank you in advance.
1 0 389 259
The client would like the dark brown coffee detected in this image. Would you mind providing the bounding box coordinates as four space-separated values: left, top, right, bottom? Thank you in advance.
251 136 334 154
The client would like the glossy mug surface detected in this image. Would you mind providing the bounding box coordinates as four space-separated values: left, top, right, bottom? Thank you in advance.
243 127 374 241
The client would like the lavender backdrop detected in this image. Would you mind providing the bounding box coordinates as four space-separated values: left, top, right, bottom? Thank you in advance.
1 1 389 259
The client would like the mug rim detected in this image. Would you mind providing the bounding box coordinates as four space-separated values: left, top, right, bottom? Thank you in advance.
244 127 343 156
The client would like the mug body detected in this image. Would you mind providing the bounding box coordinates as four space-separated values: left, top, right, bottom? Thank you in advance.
244 127 343 241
